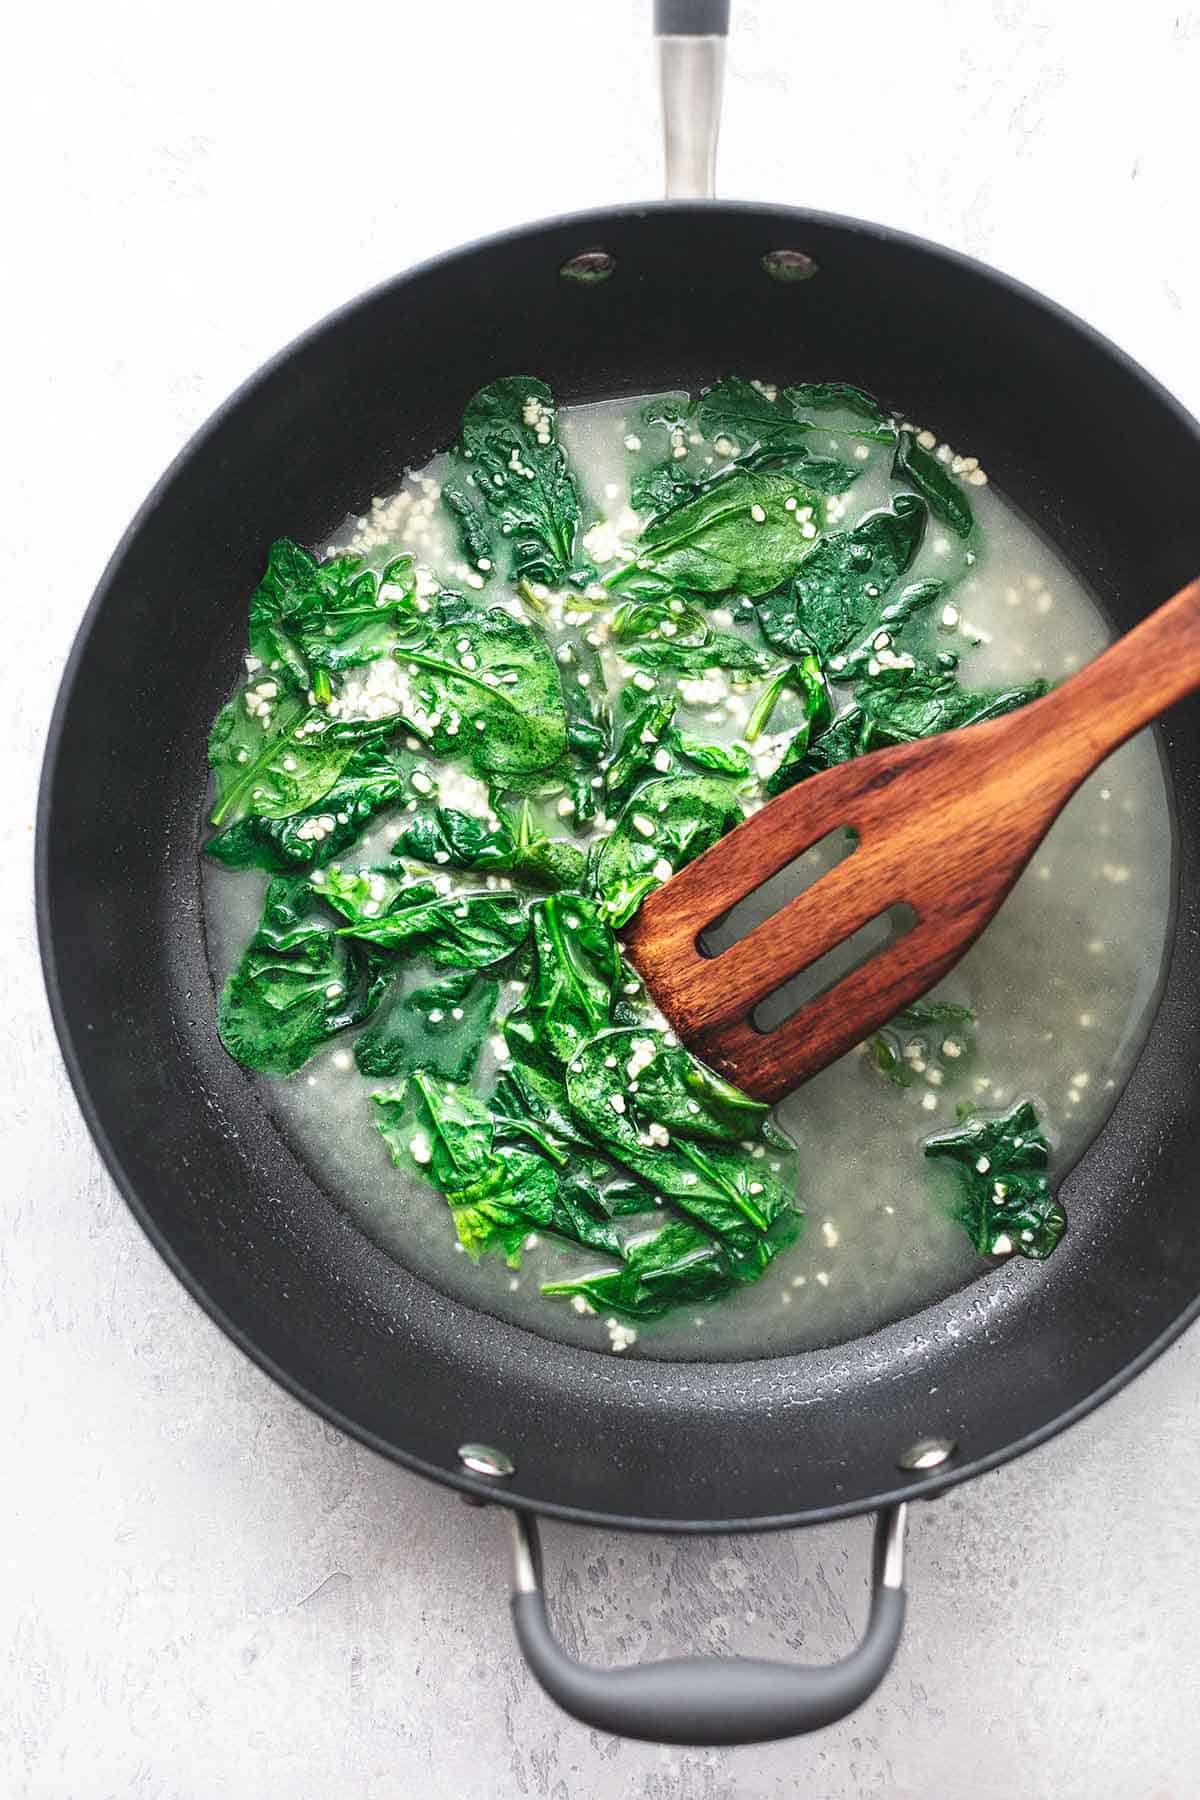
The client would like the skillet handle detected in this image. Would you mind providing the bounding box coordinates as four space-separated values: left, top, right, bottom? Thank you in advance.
508 1503 907 1746
655 0 729 200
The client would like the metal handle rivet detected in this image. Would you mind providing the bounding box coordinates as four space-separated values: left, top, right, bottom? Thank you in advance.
897 1437 957 1472
459 1442 516 1478
762 248 819 283
559 250 616 286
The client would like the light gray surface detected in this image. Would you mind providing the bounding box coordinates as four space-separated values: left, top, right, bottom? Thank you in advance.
6 2 1200 1794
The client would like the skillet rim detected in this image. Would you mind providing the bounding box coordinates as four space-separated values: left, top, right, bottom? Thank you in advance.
36 199 1200 1532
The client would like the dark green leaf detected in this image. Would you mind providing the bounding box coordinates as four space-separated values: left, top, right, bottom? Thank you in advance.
565 1030 801 1262
543 1220 739 1319
756 498 927 659
868 999 975 1090
388 799 586 891
208 688 389 829
454 377 580 584
336 882 529 969
893 429 974 538
693 375 894 456
441 482 496 579
837 579 945 679
607 469 823 600
205 739 419 871
856 663 1050 745
610 597 711 649
924 1100 1063 1259
504 895 623 1074
667 730 752 778
355 968 499 1083
744 653 831 744
217 877 386 1075
604 692 676 809
594 775 742 927
402 607 569 780
556 635 610 763
786 381 897 441
624 632 777 677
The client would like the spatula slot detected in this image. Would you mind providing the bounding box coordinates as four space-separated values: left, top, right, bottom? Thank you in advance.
750 902 918 1033
697 827 858 957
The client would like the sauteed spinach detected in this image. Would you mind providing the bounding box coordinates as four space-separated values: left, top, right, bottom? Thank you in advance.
206 374 1064 1334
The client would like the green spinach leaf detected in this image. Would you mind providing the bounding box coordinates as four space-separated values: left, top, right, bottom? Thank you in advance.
454 377 581 585
868 999 975 1089
336 882 529 969
694 376 894 455
355 968 499 1083
924 1100 1064 1259
542 1220 739 1319
756 498 927 659
607 469 823 600
441 482 496 579
389 800 586 891
893 429 974 538
208 689 389 829
667 730 752 778
594 775 742 927
205 739 418 871
744 653 830 743
836 579 945 679
402 607 569 780
217 877 387 1075
565 1030 801 1262
604 692 676 809
503 895 623 1074
624 633 777 677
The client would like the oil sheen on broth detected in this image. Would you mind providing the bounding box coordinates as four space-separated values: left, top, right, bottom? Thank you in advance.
202 394 1173 1360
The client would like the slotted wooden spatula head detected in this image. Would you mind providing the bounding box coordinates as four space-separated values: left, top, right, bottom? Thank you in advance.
623 576 1200 1103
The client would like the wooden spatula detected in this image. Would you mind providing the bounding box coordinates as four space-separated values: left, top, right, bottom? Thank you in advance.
623 576 1200 1103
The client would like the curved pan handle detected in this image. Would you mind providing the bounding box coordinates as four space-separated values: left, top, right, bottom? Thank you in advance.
508 1504 907 1747
655 0 730 200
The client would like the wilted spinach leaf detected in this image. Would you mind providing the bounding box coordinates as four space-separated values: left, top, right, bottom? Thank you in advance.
373 1076 624 1263
504 896 623 1074
694 375 895 455
205 739 418 872
924 1100 1064 1259
837 579 945 679
766 660 1049 795
542 1220 740 1319
208 689 389 829
454 377 580 585
893 429 974 538
624 632 777 678
867 999 975 1088
593 774 742 927
388 800 585 891
744 652 830 743
607 469 822 600
565 1030 801 1263
341 893 528 969
402 607 569 780
217 877 387 1075
756 498 927 660
668 730 752 778
857 663 1050 745
355 967 499 1083
604 692 676 809
441 482 495 579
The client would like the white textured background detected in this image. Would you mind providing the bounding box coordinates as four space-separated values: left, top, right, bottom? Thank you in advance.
7 3 1200 1795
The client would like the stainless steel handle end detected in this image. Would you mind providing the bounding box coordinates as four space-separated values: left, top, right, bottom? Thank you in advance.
655 2 729 200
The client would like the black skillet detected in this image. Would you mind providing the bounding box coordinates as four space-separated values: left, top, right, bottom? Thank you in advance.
36 0 1200 1747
